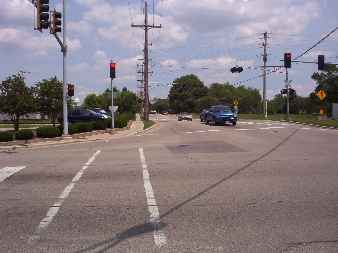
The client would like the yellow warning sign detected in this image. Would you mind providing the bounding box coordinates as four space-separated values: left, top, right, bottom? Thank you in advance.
234 99 239 106
316 90 327 101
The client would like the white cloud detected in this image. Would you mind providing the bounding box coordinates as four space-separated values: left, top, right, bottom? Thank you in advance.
0 27 55 55
158 0 320 45
0 0 34 23
68 20 92 34
160 59 178 67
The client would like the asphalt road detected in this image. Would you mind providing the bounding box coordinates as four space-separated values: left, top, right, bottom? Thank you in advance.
1 115 338 253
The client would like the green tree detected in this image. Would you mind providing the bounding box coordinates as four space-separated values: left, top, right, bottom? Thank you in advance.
116 88 139 114
151 98 169 113
169 74 208 113
83 93 105 109
0 73 36 130
208 83 261 113
35 77 63 126
195 96 218 112
312 64 338 115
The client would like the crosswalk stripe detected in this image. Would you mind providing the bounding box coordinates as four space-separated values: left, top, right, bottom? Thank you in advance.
0 166 26 183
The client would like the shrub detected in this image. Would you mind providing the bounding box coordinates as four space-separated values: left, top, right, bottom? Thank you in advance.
0 131 14 142
36 126 62 138
115 112 135 128
69 122 94 134
15 129 34 140
93 120 108 130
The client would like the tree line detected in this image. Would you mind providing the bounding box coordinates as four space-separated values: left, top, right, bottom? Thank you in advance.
153 74 262 114
0 72 139 131
153 66 338 115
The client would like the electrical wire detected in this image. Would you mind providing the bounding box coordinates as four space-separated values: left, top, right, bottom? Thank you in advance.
294 26 338 60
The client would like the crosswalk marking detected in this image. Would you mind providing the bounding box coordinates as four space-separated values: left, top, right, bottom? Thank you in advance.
0 166 26 183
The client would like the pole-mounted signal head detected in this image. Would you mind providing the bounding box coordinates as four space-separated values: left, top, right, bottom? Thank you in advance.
36 0 50 31
110 62 116 79
284 53 292 68
51 10 62 34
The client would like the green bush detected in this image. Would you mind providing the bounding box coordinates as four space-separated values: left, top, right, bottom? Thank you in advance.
0 131 14 142
36 126 62 138
93 120 108 130
115 112 135 128
69 122 94 134
15 129 34 140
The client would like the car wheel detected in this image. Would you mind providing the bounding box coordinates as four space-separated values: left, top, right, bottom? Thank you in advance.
232 121 237 126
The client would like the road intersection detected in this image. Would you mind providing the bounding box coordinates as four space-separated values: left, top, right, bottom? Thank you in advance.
1 115 338 252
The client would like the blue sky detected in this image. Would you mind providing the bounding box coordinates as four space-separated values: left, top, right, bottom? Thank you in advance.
0 0 337 102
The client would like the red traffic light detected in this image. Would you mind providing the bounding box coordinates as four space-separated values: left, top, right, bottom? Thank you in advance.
110 62 116 79
284 53 292 68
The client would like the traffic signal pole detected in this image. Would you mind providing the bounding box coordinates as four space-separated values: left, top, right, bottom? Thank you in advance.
285 67 290 120
62 0 69 136
111 73 115 129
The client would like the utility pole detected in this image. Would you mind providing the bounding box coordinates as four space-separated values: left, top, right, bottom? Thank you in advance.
131 0 161 121
62 0 68 135
262 32 268 119
285 67 290 120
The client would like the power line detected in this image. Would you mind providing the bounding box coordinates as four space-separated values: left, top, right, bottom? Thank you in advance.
294 26 338 60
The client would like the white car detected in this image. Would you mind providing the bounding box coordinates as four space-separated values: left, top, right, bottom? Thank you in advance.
178 113 192 121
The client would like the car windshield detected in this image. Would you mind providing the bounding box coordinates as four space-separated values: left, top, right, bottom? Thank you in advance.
214 106 232 113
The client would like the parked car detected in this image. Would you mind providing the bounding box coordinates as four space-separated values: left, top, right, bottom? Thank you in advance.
150 110 157 114
91 108 111 119
68 108 106 123
200 108 209 122
178 113 193 121
205 105 237 126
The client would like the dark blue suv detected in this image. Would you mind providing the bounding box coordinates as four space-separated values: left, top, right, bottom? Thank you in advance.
205 105 237 126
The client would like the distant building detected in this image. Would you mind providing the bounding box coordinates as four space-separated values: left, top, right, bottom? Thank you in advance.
0 113 46 121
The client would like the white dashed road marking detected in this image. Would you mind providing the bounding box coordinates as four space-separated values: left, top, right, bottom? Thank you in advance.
139 147 167 248
29 150 101 242
0 166 26 183
259 127 285 130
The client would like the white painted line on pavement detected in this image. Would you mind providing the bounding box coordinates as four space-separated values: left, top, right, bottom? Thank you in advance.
196 130 206 133
207 129 221 132
138 147 167 248
0 166 26 183
236 128 253 131
29 150 101 243
185 131 193 134
259 127 285 130
301 127 311 130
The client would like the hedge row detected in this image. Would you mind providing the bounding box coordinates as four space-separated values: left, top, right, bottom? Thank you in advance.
0 113 136 142
0 129 34 142
68 113 135 134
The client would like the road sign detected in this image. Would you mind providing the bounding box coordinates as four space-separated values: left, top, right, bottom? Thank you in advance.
109 106 119 112
234 99 239 106
316 90 327 101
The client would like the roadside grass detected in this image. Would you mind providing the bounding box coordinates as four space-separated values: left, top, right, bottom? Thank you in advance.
239 114 338 128
143 120 155 130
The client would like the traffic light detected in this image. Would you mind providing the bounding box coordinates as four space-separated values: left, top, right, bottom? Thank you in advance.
284 53 292 68
230 66 244 73
67 84 74 97
51 10 62 34
110 62 116 79
318 55 325 71
36 0 50 31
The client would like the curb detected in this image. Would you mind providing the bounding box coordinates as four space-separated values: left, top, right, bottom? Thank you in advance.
0 125 133 149
136 121 158 135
